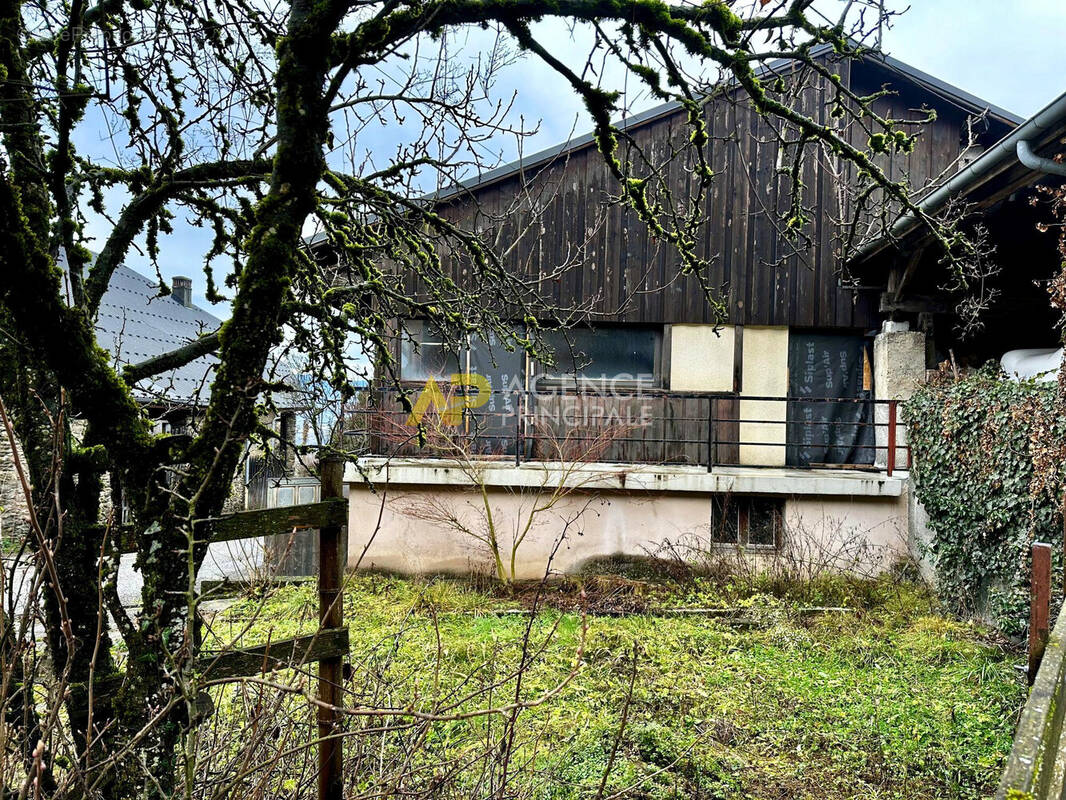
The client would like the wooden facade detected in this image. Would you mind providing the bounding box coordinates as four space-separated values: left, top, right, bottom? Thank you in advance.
360 55 1016 469
408 57 1014 331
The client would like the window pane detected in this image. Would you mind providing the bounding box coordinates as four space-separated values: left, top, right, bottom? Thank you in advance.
275 486 295 507
711 495 739 544
298 485 317 505
468 329 524 454
747 499 780 548
469 329 524 395
541 326 659 383
400 320 462 381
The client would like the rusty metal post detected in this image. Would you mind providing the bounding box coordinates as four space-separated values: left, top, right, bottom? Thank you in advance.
886 400 897 477
1030 542 1053 685
706 397 715 474
318 457 345 800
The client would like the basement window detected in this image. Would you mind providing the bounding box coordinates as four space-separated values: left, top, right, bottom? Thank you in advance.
711 496 782 549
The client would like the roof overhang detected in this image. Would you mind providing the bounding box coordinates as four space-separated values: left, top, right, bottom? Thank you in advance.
850 89 1066 267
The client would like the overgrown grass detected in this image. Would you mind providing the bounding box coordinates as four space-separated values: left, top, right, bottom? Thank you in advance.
208 574 1024 799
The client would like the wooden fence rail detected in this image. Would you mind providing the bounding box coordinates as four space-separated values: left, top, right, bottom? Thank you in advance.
997 606 1066 799
106 459 348 800
116 498 348 554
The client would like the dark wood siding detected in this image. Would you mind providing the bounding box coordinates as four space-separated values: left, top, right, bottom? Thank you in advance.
415 59 1011 330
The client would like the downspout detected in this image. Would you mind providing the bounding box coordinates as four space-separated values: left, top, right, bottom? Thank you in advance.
1017 139 1066 177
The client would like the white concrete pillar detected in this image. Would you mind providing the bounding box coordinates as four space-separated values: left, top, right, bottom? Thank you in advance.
873 324 926 470
740 327 789 466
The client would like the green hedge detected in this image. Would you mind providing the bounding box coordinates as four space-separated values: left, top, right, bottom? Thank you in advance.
904 368 1066 636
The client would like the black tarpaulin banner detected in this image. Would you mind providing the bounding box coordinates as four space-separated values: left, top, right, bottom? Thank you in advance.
786 333 874 467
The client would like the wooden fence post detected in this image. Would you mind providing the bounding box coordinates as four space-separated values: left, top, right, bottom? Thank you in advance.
1030 542 1053 685
318 456 345 800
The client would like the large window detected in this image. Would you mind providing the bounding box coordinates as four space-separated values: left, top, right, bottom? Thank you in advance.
400 321 524 390
400 320 462 381
400 321 662 389
537 326 661 387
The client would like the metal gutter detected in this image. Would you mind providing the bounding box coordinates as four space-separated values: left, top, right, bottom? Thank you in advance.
852 89 1066 263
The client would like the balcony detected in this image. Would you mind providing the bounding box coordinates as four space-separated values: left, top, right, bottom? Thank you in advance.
353 386 910 477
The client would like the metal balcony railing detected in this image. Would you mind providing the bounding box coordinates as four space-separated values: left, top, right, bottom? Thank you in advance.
351 386 910 475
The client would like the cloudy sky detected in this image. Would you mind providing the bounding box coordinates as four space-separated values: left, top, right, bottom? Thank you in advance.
104 1 1066 313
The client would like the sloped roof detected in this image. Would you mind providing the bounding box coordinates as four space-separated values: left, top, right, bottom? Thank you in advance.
424 46 1021 204
93 264 222 404
850 88 1066 266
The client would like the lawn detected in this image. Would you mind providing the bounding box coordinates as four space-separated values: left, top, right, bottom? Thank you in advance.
207 573 1024 799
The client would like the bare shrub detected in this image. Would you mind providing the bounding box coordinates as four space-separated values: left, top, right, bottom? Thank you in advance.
373 402 635 585
648 500 918 603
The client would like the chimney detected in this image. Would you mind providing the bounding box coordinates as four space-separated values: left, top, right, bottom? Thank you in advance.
172 276 193 307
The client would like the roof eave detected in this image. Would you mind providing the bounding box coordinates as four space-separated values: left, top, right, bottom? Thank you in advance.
849 88 1066 266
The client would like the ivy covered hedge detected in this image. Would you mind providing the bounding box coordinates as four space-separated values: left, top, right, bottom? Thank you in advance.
904 368 1066 636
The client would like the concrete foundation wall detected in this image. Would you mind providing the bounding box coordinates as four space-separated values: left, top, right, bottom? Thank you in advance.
347 482 910 579
783 495 909 574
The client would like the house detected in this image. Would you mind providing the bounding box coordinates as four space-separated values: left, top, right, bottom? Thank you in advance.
0 264 225 536
93 268 222 419
343 50 1064 579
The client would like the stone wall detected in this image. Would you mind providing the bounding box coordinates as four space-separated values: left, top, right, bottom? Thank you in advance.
0 433 29 542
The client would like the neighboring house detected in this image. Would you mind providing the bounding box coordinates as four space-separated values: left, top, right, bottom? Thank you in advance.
343 50 1064 578
0 265 225 536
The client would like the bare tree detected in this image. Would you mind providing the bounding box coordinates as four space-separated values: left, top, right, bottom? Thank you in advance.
0 0 984 794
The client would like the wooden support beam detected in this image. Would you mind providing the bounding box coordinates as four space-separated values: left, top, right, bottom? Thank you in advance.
878 295 950 315
889 249 924 304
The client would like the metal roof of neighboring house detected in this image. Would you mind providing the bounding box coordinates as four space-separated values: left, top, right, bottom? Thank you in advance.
92 264 222 405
